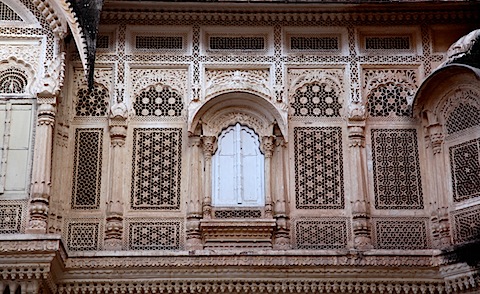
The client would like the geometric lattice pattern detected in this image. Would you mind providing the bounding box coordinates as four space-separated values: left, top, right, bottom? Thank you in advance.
365 36 411 50
136 36 183 50
445 103 480 135
449 138 480 202
0 67 27 94
75 86 109 117
368 83 412 117
371 129 423 209
214 209 262 219
133 85 183 117
452 205 480 244
72 129 103 209
294 218 349 250
66 221 101 251
290 36 339 51
0 2 22 21
0 203 24 234
372 218 430 250
294 127 344 209
209 36 265 51
291 83 342 117
127 219 183 250
131 128 182 210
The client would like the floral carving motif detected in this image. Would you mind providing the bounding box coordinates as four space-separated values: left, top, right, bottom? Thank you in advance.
130 68 187 99
204 69 271 100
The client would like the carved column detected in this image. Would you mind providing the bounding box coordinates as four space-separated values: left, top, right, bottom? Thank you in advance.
262 136 275 218
201 136 216 219
26 97 56 234
186 136 203 249
348 122 373 250
424 114 451 248
104 104 127 250
272 137 290 249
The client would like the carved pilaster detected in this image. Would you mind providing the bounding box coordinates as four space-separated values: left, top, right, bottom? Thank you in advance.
26 98 56 234
186 136 203 250
348 123 372 250
104 106 128 250
272 138 290 249
201 136 216 219
262 136 275 218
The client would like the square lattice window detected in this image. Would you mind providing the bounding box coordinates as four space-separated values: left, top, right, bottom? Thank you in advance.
293 218 350 250
0 201 26 233
371 129 423 209
449 138 480 202
372 218 430 250
131 128 182 210
452 205 480 244
65 220 101 251
294 127 344 209
126 219 183 250
71 128 103 210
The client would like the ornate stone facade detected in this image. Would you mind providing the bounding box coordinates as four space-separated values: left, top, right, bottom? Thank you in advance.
1 0 480 293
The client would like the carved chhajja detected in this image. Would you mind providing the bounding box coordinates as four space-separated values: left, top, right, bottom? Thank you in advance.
204 69 271 101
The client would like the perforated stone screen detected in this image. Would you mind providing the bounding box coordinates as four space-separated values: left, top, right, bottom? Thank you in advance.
66 221 101 251
365 36 411 50
127 219 183 250
449 138 480 202
446 103 480 135
0 202 25 234
452 205 480 244
75 86 109 117
0 67 27 94
290 36 339 51
294 127 344 209
372 218 429 250
133 85 184 117
291 83 342 117
135 36 183 50
371 129 423 209
0 2 21 21
294 218 349 249
71 129 103 210
131 128 182 210
209 36 265 51
368 83 412 117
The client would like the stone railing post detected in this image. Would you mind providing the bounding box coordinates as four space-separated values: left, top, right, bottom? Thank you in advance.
26 96 56 234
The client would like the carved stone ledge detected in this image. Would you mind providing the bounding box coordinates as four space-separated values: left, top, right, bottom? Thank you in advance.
200 219 276 249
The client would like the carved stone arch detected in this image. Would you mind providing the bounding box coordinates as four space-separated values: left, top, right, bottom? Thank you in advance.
0 0 41 27
289 71 344 98
0 57 36 96
190 92 288 142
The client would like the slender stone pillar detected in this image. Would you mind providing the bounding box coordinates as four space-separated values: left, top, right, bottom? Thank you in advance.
272 137 290 249
186 136 203 249
26 97 56 234
201 136 216 219
262 136 275 218
424 117 451 248
348 122 373 250
104 105 127 250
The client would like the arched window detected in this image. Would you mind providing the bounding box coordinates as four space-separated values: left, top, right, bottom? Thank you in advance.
212 123 265 207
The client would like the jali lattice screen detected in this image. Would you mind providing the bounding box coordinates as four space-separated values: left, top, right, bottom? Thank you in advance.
449 138 480 202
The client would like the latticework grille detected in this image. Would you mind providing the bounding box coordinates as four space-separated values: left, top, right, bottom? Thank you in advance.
0 67 27 94
131 128 182 210
0 201 26 234
209 36 265 51
365 36 411 50
214 209 262 219
368 83 412 117
371 129 423 209
96 35 110 49
75 86 109 117
126 219 183 250
135 36 183 50
294 127 344 209
294 218 349 250
452 205 480 244
449 138 480 202
65 220 101 251
133 85 184 117
372 218 430 250
71 129 103 210
0 2 22 21
290 36 339 51
291 83 342 117
445 103 480 135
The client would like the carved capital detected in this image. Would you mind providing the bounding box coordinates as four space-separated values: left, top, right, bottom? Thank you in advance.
347 125 366 148
37 103 56 127
26 197 49 234
261 136 276 158
425 124 444 155
109 124 127 147
201 136 217 158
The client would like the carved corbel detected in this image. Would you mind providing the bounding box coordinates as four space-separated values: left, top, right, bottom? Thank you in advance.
26 97 57 234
